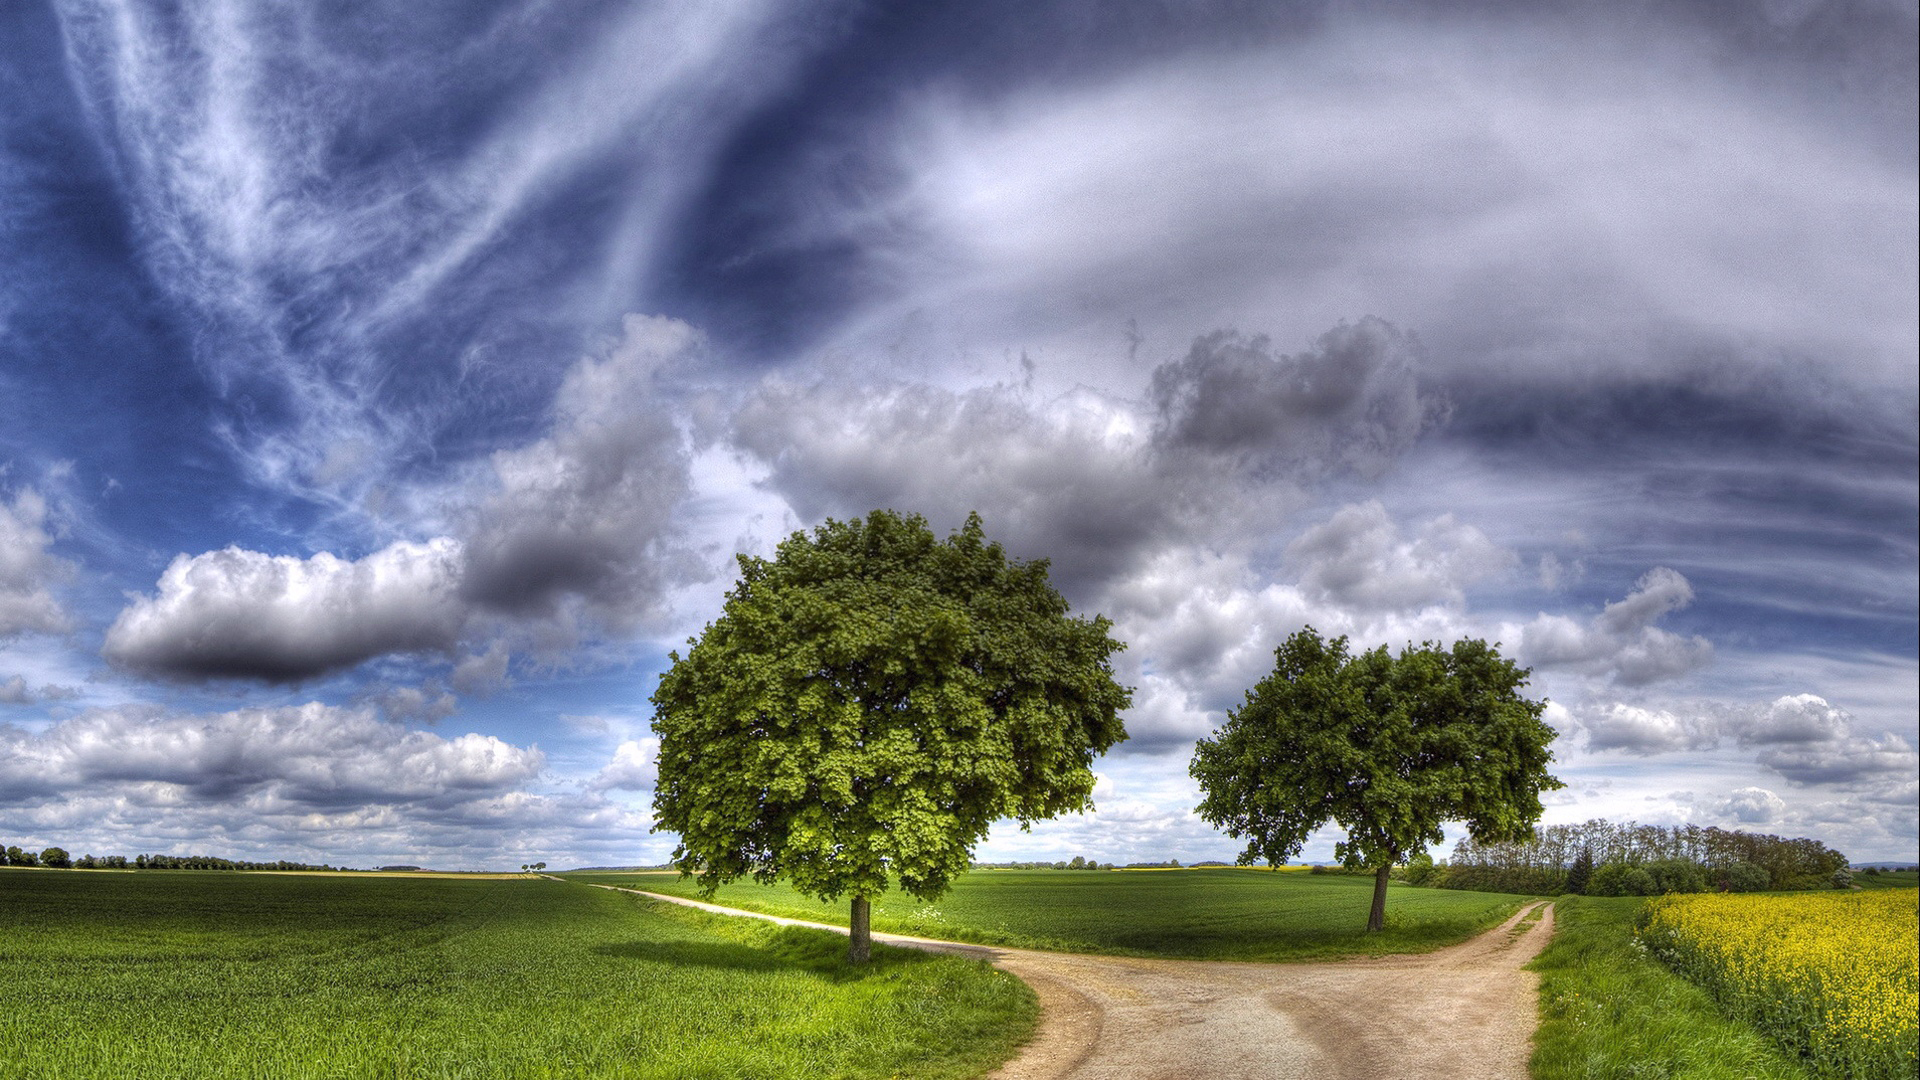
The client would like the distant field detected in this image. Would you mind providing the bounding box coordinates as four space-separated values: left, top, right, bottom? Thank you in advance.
574 867 1528 961
0 870 1033 1080
1855 869 1920 890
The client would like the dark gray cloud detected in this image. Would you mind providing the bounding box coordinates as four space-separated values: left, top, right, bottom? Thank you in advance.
731 378 1174 597
1150 318 1444 479
0 674 79 705
731 318 1440 599
456 315 702 628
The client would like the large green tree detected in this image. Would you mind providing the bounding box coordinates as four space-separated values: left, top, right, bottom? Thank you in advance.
1190 628 1561 931
651 510 1131 962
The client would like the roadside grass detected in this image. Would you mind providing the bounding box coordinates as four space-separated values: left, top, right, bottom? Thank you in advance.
574 867 1527 961
0 870 1034 1080
1529 896 1816 1080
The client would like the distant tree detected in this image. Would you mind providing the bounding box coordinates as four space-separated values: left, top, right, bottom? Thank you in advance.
1566 847 1594 895
40 847 71 869
533 862 546 873
1191 629 1562 931
652 510 1131 963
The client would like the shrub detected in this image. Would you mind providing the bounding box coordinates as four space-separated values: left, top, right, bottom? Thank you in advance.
1645 858 1709 895
1721 860 1770 893
1831 869 1854 890
1402 853 1437 887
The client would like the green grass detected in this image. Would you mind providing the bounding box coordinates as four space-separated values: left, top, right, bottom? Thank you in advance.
1528 896 1817 1080
573 867 1528 961
0 869 1034 1080
1853 870 1920 890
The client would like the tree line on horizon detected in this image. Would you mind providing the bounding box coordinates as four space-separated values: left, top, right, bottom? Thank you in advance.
1 846 349 872
1437 819 1852 896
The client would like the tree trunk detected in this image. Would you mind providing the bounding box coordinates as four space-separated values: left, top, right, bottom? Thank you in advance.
1367 864 1391 932
849 895 872 964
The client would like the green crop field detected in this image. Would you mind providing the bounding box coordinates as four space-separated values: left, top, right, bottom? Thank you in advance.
0 869 1034 1080
576 867 1529 961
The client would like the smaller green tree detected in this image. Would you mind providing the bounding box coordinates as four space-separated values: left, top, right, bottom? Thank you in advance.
1191 629 1562 931
39 847 71 869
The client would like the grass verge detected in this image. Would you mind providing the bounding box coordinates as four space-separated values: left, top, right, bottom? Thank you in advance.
0 870 1034 1080
1528 896 1815 1080
576 867 1528 961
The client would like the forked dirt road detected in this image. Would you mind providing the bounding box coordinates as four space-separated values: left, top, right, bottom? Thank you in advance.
595 884 1555 1080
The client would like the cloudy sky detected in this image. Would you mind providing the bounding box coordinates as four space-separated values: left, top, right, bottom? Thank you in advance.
2 0 1914 870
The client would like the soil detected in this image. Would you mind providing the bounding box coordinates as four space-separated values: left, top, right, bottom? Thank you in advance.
600 886 1555 1080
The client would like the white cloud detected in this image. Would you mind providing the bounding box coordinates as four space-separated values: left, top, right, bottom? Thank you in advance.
1574 702 1718 755
0 488 73 638
1566 692 1919 805
589 738 659 792
863 26 1915 393
1719 786 1788 825
1758 733 1918 788
0 702 675 868
1517 567 1713 685
0 702 541 807
1286 500 1512 613
102 538 466 682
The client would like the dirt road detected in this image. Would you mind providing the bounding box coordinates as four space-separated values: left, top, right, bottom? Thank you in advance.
597 885 1554 1080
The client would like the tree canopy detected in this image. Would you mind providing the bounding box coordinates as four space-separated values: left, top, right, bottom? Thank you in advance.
651 510 1131 960
1190 627 1561 930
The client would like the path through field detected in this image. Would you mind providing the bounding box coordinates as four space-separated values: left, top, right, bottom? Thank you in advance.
592 884 1554 1080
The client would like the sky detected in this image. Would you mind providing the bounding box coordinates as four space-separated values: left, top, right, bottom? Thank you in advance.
1 0 1915 871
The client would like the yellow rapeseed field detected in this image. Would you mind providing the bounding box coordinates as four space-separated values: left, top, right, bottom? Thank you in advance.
1638 889 1919 1079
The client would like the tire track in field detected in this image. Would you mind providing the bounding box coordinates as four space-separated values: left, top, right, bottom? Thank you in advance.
587 883 1553 1080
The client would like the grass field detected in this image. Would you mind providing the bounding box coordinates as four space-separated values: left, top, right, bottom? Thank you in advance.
574 867 1529 961
0 869 1034 1080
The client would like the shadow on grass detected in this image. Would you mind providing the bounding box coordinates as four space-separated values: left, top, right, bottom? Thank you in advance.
592 926 949 982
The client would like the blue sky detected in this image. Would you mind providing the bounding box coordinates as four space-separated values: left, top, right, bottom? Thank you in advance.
2 0 1914 869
